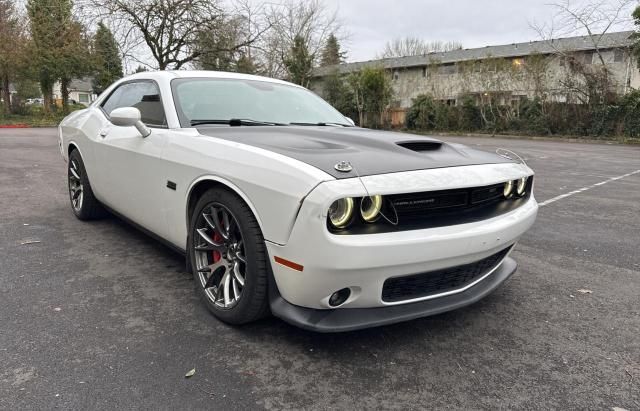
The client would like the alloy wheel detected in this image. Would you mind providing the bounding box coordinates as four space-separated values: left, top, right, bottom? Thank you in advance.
68 159 84 212
194 203 247 309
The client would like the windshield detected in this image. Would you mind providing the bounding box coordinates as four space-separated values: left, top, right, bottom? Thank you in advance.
171 78 350 127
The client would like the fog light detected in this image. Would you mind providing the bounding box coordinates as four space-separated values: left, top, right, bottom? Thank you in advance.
328 288 351 307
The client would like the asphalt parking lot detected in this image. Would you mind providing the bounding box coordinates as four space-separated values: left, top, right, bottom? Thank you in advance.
1 128 639 410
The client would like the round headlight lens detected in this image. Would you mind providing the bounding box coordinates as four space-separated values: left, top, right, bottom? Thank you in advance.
503 180 514 198
361 195 383 222
516 177 527 196
328 198 354 228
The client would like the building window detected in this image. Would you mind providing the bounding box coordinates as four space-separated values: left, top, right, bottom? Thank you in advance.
393 71 399 81
512 58 525 69
614 49 624 63
583 52 593 65
422 66 427 78
78 93 89 103
438 63 456 75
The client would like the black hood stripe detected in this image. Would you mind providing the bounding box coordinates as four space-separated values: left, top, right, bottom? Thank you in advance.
197 126 514 179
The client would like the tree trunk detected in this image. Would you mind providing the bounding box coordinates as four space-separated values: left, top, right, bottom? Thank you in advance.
61 78 70 113
41 81 53 114
2 75 10 114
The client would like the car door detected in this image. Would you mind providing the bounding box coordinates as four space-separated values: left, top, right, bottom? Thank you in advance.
92 80 171 238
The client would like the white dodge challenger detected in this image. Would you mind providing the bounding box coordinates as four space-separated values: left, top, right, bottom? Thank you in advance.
59 71 538 332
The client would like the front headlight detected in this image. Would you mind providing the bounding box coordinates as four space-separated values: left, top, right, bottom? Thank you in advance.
516 177 528 196
328 197 354 228
361 195 383 222
503 180 514 198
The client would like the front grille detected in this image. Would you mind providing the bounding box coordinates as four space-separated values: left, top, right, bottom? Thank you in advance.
331 178 533 235
381 247 512 303
389 183 505 219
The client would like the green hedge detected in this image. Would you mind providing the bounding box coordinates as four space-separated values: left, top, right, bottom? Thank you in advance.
0 104 86 127
406 91 640 139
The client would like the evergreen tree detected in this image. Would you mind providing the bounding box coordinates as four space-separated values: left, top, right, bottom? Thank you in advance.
235 53 258 75
27 0 91 112
93 22 123 95
58 20 93 111
27 0 72 111
320 33 345 67
0 0 25 113
284 35 314 87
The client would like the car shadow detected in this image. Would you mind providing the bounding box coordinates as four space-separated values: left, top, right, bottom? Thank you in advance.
101 210 514 356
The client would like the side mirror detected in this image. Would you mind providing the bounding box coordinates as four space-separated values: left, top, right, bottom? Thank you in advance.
344 116 356 126
109 107 151 137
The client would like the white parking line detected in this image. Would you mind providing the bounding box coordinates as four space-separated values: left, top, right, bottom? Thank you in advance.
539 169 640 207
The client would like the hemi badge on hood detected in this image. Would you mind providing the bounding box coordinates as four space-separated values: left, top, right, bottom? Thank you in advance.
334 161 353 173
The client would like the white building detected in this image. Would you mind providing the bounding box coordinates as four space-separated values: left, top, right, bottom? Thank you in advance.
53 78 97 106
312 31 639 109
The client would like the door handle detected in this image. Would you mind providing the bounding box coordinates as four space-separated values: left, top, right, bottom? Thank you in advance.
99 129 108 138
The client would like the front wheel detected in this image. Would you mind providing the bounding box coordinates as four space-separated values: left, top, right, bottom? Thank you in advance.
68 150 106 220
189 188 269 325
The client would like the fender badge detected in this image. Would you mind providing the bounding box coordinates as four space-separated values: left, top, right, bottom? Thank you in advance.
334 161 353 173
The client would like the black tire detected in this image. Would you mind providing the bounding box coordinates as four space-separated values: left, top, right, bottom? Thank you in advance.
68 149 106 220
189 188 270 325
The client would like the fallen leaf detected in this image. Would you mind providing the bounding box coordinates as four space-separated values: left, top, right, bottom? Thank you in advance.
185 368 196 378
577 289 593 294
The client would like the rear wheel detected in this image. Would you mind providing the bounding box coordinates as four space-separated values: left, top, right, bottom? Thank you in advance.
189 188 269 325
68 149 106 220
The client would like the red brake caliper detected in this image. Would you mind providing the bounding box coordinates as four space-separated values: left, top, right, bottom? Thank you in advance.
212 232 223 263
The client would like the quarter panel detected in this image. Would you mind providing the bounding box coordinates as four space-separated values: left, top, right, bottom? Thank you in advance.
161 129 333 249
59 107 110 201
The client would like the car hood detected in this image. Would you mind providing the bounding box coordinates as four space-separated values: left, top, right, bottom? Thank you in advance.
197 126 514 179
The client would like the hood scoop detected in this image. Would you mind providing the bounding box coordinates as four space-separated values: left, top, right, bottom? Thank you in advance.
397 140 443 152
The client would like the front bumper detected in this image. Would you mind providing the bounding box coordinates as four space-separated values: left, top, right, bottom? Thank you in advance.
270 256 517 332
263 163 538 329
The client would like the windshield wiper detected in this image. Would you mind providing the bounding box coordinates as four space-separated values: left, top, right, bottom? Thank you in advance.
289 122 352 127
190 118 287 127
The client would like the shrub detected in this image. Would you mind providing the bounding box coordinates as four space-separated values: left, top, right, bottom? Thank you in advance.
405 92 640 139
619 90 640 137
406 94 437 130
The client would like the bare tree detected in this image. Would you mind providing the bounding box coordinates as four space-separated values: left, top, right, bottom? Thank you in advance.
531 0 635 65
260 0 342 78
80 0 269 70
379 37 463 58
530 0 636 105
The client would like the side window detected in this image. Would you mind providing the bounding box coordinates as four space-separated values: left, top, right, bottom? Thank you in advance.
101 81 167 127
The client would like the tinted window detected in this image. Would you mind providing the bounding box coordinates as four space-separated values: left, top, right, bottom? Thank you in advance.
102 81 166 127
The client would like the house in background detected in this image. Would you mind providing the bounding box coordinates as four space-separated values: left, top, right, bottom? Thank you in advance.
0 83 17 105
312 31 639 123
53 78 97 106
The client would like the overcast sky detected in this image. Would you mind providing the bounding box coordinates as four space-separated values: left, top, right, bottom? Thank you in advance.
324 0 631 62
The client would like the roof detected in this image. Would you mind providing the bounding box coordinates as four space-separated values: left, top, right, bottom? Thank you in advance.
122 70 302 88
313 31 635 77
68 78 94 92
